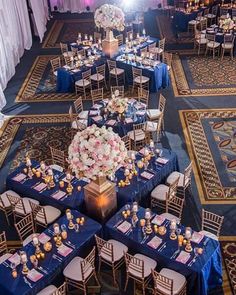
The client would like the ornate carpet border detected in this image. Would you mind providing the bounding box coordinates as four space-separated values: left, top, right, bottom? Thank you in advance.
171 55 236 97
179 108 236 204
42 19 94 49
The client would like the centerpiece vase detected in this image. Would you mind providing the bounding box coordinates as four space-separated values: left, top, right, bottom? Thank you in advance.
102 28 118 58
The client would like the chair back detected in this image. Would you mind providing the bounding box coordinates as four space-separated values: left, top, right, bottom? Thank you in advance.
64 55 71 66
148 42 156 51
183 161 192 187
220 7 228 16
211 5 218 16
111 86 125 98
96 64 106 78
158 38 166 52
232 8 236 18
78 48 86 58
7 194 26 215
0 231 8 256
133 122 145 142
124 252 144 279
50 146 65 169
202 209 224 237
81 69 91 86
95 235 114 262
29 201 48 225
140 47 147 57
74 96 83 114
14 214 35 243
163 52 173 69
166 195 184 221
200 18 207 31
203 8 209 16
152 270 174 295
116 34 124 46
50 57 61 73
132 67 142 84
138 87 149 105
158 94 166 112
224 34 234 44
94 31 102 43
197 11 203 19
121 135 131 150
91 88 104 104
167 176 179 199
127 30 133 41
206 32 216 42
81 247 96 282
71 46 78 55
52 283 66 295
60 43 69 55
69 105 86 131
107 60 116 72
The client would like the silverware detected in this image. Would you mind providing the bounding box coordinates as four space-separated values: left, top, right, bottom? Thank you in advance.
203 237 209 246
171 249 180 259
188 255 198 267
2 261 10 268
114 219 123 228
38 266 48 274
158 242 166 252
23 277 32 288
52 254 62 262
141 236 148 244
39 187 47 194
65 241 75 249
125 228 132 235
159 244 166 252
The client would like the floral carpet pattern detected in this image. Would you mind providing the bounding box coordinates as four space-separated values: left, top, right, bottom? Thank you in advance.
171 54 236 96
180 108 236 204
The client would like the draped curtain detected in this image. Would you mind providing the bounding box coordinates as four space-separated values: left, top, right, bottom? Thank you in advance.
0 0 32 120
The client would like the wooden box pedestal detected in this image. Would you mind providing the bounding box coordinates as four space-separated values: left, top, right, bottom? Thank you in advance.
102 39 119 58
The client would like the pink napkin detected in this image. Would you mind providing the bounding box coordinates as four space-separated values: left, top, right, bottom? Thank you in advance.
12 173 26 182
176 251 191 264
106 119 116 126
34 183 47 192
141 171 154 180
125 118 133 124
27 269 43 282
39 232 51 244
117 221 131 234
136 110 146 116
156 157 169 165
8 253 20 266
147 236 162 249
51 190 66 200
191 232 204 244
136 102 146 110
93 116 102 122
57 244 73 257
152 215 165 226
139 148 145 155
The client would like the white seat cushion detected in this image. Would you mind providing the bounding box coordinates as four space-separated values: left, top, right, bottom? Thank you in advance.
1 190 21 208
90 73 104 81
0 253 12 264
166 171 185 187
75 79 90 87
128 253 157 278
160 213 180 224
206 13 216 18
147 109 161 119
49 164 63 172
15 198 39 215
23 233 40 247
36 285 57 295
134 75 149 84
199 230 218 241
196 38 207 44
145 121 158 132
188 20 199 25
159 268 186 295
78 110 89 119
128 130 145 141
36 206 61 224
222 43 233 49
100 239 128 262
71 119 87 129
63 256 93 281
110 68 124 76
207 41 220 48
151 184 169 201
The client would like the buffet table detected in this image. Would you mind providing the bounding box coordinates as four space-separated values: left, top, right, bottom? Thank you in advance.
0 211 102 295
105 206 223 295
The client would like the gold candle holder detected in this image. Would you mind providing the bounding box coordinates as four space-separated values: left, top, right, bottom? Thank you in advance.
66 209 75 229
185 227 193 252
145 209 152 235
53 223 62 247
40 161 47 179
20 251 28 275
170 220 177 240
66 181 73 195
132 202 139 223
124 169 130 185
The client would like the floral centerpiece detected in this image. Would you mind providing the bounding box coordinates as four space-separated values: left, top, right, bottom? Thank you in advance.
68 125 127 180
107 92 129 114
219 18 235 31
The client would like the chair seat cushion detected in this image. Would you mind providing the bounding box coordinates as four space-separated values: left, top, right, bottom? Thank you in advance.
71 119 87 130
100 239 128 262
199 230 218 241
23 233 40 247
188 20 199 25
222 43 233 49
49 164 64 172
196 38 207 44
134 75 149 84
90 73 104 81
147 109 161 119
206 13 216 18
129 254 157 278
1 190 21 208
75 79 90 87
127 130 145 141
110 68 124 76
78 110 89 119
145 121 158 132
160 213 180 224
0 253 12 264
151 184 169 201
15 198 39 215
36 206 61 224
36 285 57 295
63 256 93 281
166 171 185 187
207 41 220 48
159 268 186 295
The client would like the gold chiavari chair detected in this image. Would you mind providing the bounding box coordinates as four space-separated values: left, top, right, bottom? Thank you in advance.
91 88 104 105
144 115 162 142
200 209 224 240
127 122 147 151
60 42 73 57
107 60 125 86
77 48 86 58
0 190 20 225
166 162 192 198
69 106 87 134
200 17 207 32
74 96 89 121
148 42 156 52
140 47 148 58
50 57 61 81
147 93 166 131
194 29 207 55
71 46 78 55
94 31 102 43
29 201 61 230
160 195 185 224
205 33 220 59
0 231 12 264
149 38 166 61
36 282 67 295
63 247 100 295
95 235 128 286
116 34 124 46
111 85 125 98
138 87 149 105
124 252 157 295
151 176 180 211
219 7 228 20
188 15 200 34
90 64 107 89
75 69 92 100
64 55 71 67
203 8 209 18
127 30 133 41
221 35 235 60
121 135 132 151
49 146 66 172
163 52 173 71
206 5 218 25
152 269 187 295
132 67 150 93
14 214 36 246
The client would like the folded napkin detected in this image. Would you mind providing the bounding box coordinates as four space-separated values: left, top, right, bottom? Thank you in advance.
62 175 75 183
156 157 169 165
71 69 80 73
93 116 103 122
34 182 47 192
106 119 116 126
125 118 133 124
191 232 204 244
89 110 99 116
39 232 51 244
141 171 154 180
117 221 131 234
136 110 146 116
139 148 146 155
12 173 26 182
176 251 191 264
8 253 20 266
51 190 67 200
27 269 43 282
147 236 162 249
136 102 146 110
92 104 102 110
57 244 73 257
152 215 165 226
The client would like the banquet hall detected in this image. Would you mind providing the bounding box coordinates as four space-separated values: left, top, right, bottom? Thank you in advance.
0 0 235 294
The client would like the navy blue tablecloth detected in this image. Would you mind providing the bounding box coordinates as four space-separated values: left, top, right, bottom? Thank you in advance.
0 210 101 295
105 207 222 295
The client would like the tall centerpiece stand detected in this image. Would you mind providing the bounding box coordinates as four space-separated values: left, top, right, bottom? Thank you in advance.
94 4 125 57
68 125 128 222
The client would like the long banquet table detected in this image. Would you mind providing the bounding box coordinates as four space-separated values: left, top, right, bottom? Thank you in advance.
6 148 178 211
0 210 102 295
105 206 223 295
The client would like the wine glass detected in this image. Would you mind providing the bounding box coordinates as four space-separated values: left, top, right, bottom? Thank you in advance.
61 224 66 232
176 228 181 236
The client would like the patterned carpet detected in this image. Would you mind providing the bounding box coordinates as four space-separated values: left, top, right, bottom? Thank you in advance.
179 109 236 204
171 54 236 97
